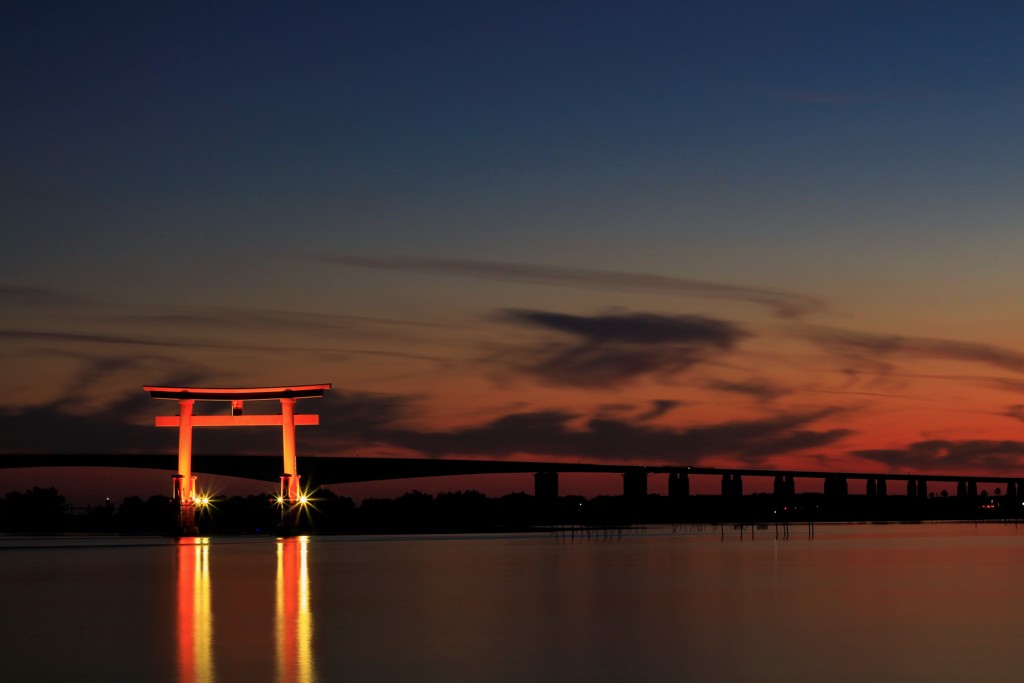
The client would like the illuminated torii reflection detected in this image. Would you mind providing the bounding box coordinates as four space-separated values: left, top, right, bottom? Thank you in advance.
144 384 331 535
277 536 316 682
176 537 213 683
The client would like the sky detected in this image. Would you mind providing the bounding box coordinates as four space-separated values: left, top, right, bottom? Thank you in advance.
4 1 1024 503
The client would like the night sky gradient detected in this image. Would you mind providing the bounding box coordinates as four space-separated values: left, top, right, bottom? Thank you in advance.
4 2 1024 501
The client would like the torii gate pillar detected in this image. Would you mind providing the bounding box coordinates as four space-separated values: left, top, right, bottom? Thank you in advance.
175 398 197 534
281 397 299 502
144 384 331 536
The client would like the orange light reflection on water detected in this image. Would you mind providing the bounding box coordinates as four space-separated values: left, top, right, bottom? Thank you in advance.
176 537 214 683
176 536 316 682
276 536 316 683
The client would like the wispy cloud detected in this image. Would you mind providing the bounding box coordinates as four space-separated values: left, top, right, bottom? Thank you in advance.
854 440 1024 474
803 326 1024 375
3 390 851 466
115 306 455 336
312 255 825 319
309 394 851 464
366 407 850 463
705 378 788 402
0 284 84 308
0 328 444 364
493 310 746 388
637 399 682 421
0 329 194 348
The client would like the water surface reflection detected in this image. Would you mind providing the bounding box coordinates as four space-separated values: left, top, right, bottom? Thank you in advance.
276 536 316 682
175 536 316 683
9 525 1024 682
176 537 213 683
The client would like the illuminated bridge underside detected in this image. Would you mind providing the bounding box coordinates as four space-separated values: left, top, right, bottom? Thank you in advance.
0 454 1020 488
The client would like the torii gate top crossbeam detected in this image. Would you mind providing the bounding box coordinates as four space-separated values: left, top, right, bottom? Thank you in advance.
143 384 331 401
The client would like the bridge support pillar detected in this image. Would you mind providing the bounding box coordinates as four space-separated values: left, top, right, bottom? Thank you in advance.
773 475 795 498
623 469 648 498
878 477 887 496
968 480 978 498
957 480 967 497
534 471 559 499
907 479 917 498
721 474 742 497
866 478 877 497
917 479 928 499
824 476 848 497
668 472 689 499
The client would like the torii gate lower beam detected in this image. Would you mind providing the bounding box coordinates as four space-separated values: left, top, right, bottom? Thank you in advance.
144 384 331 535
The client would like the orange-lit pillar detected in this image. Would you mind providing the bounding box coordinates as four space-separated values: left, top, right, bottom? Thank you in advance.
178 399 195 500
281 397 299 502
177 399 197 534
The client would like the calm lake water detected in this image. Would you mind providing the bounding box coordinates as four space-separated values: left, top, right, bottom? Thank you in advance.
3 523 1024 682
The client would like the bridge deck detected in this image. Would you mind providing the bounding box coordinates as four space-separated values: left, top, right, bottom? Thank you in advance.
0 454 1019 487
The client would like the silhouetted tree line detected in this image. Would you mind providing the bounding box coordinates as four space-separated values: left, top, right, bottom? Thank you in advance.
2 485 1022 534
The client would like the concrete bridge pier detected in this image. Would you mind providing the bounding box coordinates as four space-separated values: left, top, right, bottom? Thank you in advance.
623 469 648 498
878 477 887 496
917 478 928 499
722 474 742 497
866 478 877 497
534 470 559 500
668 472 689 500
824 476 848 497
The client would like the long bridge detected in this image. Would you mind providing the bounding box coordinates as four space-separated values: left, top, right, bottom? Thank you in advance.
0 452 1017 501
2 383 1016 533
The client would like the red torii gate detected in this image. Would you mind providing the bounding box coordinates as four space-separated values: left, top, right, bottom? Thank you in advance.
143 384 331 534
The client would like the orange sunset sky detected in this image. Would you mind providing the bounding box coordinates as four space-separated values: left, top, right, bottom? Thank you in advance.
4 3 1024 502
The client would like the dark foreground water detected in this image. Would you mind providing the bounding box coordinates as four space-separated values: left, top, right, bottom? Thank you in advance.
2 523 1024 682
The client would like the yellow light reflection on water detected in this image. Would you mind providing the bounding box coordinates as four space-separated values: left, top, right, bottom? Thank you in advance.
177 537 214 683
276 536 316 682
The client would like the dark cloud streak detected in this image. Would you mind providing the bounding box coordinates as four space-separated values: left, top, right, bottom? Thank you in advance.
315 397 850 464
315 255 824 318
0 284 84 308
854 440 1024 474
0 329 443 364
496 310 746 388
706 378 788 402
4 391 851 467
805 327 1024 374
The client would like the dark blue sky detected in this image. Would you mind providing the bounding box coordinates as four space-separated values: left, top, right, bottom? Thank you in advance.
5 2 1024 501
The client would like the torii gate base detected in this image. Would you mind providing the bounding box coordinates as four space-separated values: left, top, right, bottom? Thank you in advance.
144 384 331 536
